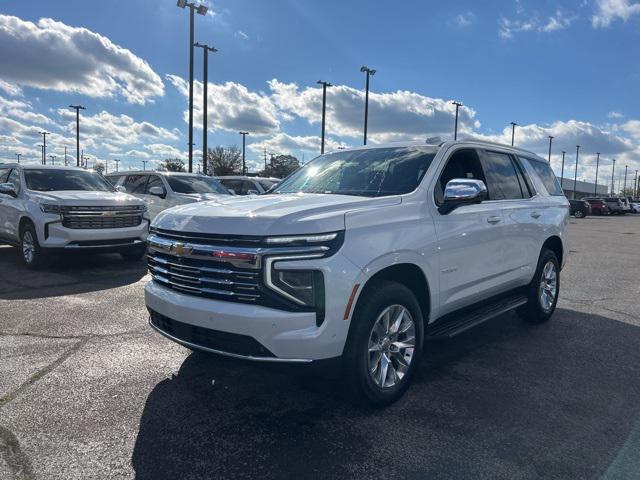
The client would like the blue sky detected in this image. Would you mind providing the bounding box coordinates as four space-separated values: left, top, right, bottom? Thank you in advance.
1 0 639 188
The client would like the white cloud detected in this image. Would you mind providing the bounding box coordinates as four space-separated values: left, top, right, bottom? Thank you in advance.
0 15 164 104
0 79 22 96
592 0 640 27
455 12 475 27
500 8 575 38
236 30 249 40
608 111 625 119
167 74 280 134
541 10 575 32
248 133 345 157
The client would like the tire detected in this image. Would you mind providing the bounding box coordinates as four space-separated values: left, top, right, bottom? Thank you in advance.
120 246 146 262
19 222 46 269
517 249 560 324
573 210 585 218
343 280 424 407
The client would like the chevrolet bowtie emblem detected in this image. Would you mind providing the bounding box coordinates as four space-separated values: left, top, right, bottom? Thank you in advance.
171 242 191 256
102 211 116 217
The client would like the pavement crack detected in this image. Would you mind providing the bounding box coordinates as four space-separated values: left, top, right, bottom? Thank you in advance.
0 424 35 480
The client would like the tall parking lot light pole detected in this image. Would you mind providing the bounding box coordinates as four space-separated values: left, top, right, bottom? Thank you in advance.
15 153 21 164
239 131 249 175
317 80 332 154
142 160 148 171
510 122 517 146
49 155 56 165
69 105 85 166
560 151 566 189
611 159 616 194
594 153 600 195
452 101 463 140
634 170 638 198
40 131 49 164
547 135 554 163
360 66 376 145
194 42 217 175
572 145 580 199
177 1 208 173
623 165 628 194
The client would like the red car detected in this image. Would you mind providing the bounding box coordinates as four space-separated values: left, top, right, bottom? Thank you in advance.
583 198 610 216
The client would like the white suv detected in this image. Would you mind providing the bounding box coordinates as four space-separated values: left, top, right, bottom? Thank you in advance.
106 171 232 219
145 140 569 405
0 164 148 268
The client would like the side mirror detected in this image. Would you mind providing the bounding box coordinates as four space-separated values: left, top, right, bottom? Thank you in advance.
115 185 127 193
439 178 487 214
149 186 166 199
227 188 236 195
247 189 260 196
0 183 17 198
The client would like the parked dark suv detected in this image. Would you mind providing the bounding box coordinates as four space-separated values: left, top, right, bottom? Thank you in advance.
568 199 591 218
583 198 610 216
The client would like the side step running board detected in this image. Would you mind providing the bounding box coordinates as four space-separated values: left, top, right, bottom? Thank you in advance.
427 295 528 339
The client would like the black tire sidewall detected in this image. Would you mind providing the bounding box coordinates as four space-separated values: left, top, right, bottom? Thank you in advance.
20 223 42 268
521 249 560 323
344 280 424 406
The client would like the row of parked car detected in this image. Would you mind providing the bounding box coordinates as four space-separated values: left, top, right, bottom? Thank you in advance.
568 196 640 218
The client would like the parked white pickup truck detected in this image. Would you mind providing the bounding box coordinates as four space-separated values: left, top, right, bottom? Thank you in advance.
145 140 569 405
0 164 148 268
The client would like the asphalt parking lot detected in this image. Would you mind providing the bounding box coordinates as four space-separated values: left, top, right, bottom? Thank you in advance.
1 216 640 480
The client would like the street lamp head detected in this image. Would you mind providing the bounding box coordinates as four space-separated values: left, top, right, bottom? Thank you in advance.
360 66 376 75
239 131 249 135
196 4 208 15
177 0 187 7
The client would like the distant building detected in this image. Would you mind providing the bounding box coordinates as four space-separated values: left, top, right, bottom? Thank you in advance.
559 177 609 199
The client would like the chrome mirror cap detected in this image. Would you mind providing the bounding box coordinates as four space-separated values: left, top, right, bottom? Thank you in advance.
0 182 17 197
444 178 488 203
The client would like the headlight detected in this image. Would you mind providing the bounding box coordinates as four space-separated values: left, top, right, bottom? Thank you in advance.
268 265 325 307
40 204 62 214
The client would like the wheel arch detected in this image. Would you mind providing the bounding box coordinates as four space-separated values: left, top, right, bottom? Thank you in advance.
542 235 563 268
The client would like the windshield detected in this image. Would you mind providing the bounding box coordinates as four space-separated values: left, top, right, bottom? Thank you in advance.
166 175 230 195
273 147 437 197
24 169 114 192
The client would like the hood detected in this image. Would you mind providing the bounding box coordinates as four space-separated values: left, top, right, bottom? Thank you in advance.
29 190 144 206
152 193 401 236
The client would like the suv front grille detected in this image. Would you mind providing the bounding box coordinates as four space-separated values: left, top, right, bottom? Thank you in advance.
61 205 144 229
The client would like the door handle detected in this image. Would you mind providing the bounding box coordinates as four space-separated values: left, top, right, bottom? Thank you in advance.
531 212 541 219
486 216 501 224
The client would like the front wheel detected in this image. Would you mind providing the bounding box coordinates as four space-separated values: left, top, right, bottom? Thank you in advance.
343 280 424 407
573 210 585 218
19 223 46 269
517 249 560 324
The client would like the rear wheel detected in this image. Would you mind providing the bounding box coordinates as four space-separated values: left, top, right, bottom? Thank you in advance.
573 210 585 218
344 280 424 407
19 222 46 269
517 249 559 324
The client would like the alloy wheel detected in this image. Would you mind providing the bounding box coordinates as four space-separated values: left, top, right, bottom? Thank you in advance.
22 230 35 264
538 261 557 313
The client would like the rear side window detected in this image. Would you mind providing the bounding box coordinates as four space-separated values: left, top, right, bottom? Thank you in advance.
124 175 148 194
524 158 564 196
482 151 524 200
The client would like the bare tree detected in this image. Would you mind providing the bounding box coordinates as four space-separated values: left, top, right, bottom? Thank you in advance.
159 158 186 172
93 161 105 174
207 146 242 176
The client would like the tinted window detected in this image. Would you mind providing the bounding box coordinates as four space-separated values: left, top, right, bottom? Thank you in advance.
0 168 10 183
524 158 564 196
512 157 534 198
258 180 275 191
24 169 114 192
241 181 257 195
436 148 486 205
482 151 523 200
124 175 148 194
166 175 229 194
274 147 437 197
7 169 21 193
146 175 164 194
220 179 243 194
106 175 125 186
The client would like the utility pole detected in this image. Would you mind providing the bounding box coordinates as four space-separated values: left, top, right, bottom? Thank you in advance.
560 151 566 189
40 131 49 164
547 135 554 163
572 145 580 199
611 159 616 195
360 66 376 145
15 153 21 164
452 101 463 140
317 80 332 154
510 122 517 146
69 105 85 166
594 153 600 196
176 1 208 173
239 131 248 175
194 42 217 175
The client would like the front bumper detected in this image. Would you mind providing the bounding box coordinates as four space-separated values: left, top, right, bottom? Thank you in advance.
144 252 362 362
39 218 149 250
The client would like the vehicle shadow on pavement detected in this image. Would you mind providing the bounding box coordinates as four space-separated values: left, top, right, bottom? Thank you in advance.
0 246 147 300
132 308 640 480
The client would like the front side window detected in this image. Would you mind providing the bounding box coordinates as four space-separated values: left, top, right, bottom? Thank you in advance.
220 179 243 194
7 169 21 194
24 169 114 192
145 175 164 194
482 151 524 200
435 148 486 205
0 168 10 183
523 157 564 196
274 147 437 197
166 175 229 194
124 175 148 194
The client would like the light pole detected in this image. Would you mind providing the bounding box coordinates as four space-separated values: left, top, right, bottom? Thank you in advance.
547 135 554 163
572 145 580 199
64 146 68 165
69 105 85 167
113 158 120 172
510 122 517 146
177 0 208 173
360 66 376 145
49 155 56 165
623 165 628 194
594 153 600 195
560 151 566 189
194 42 217 175
15 153 21 164
142 160 148 171
635 170 639 198
83 155 90 170
317 80 332 154
239 131 249 175
452 101 463 140
611 159 616 194
40 131 49 164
